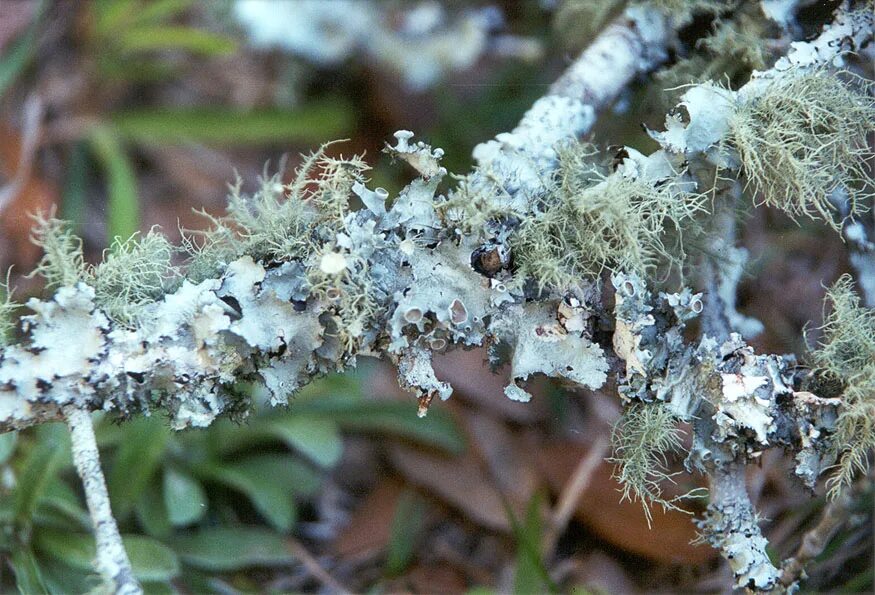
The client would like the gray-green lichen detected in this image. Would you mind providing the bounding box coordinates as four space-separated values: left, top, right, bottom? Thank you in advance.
0 8 871 592
809 275 875 499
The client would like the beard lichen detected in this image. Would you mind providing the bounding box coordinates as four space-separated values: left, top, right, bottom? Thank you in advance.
183 144 370 281
91 230 178 327
0 271 16 346
29 213 87 289
729 70 875 229
608 401 690 526
510 142 704 292
810 275 875 499
30 216 178 328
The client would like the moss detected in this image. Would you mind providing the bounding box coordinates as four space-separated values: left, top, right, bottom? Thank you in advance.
91 230 178 327
29 213 86 288
510 142 704 291
728 71 875 229
810 275 875 498
609 402 687 525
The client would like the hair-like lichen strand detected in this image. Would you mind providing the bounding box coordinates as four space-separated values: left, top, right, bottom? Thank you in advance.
810 275 875 499
729 70 875 229
609 401 692 526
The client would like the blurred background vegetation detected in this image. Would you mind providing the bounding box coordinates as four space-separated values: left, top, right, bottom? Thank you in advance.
0 1 871 593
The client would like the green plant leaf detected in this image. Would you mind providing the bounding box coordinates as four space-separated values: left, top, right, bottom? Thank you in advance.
173 527 294 571
119 26 236 56
294 399 467 454
35 529 180 582
142 581 175 595
386 490 426 576
33 478 90 531
512 492 553 595
93 0 137 33
237 454 323 498
89 126 139 243
263 416 343 468
0 0 45 97
125 536 181 582
107 416 169 521
110 102 354 145
199 460 296 532
61 141 90 229
14 424 66 525
0 431 17 464
36 556 99 594
163 467 207 527
11 546 48 595
136 480 173 539
128 0 193 27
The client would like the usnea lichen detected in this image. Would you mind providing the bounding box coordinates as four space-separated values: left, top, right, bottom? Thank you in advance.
609 401 688 524
0 272 16 346
29 213 87 288
657 10 770 93
30 218 178 328
92 231 178 327
511 142 704 291
1 7 871 594
729 71 875 228
811 275 875 498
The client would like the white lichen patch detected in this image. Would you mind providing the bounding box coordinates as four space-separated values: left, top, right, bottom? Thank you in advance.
219 256 323 355
389 239 493 352
491 301 608 402
397 346 452 417
0 285 107 408
145 279 225 342
386 130 446 180
319 251 348 275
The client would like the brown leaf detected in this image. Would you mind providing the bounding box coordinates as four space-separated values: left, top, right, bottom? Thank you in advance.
389 443 511 533
0 121 58 272
392 563 468 595
335 478 404 561
433 348 548 422
536 440 716 565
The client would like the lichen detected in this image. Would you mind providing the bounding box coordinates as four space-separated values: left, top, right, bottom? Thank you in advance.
91 230 178 327
810 275 875 498
0 272 16 346
729 70 875 228
609 401 688 525
29 213 87 288
511 142 704 292
490 299 608 402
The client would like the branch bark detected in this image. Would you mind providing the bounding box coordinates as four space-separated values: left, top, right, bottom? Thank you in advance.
0 5 870 594
65 406 141 595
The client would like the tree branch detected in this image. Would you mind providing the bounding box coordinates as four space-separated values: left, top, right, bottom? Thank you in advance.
0 5 870 594
64 406 141 594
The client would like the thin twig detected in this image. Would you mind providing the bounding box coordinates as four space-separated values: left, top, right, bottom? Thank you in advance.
779 478 866 588
285 536 353 595
542 437 610 558
64 406 142 595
